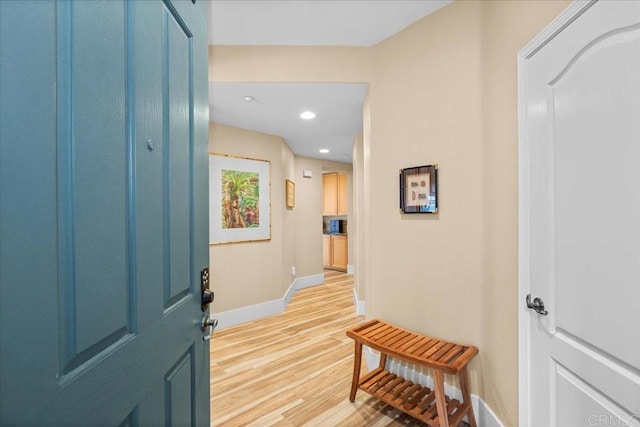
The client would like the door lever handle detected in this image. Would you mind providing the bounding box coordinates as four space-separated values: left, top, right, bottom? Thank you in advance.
526 294 548 315
202 317 218 341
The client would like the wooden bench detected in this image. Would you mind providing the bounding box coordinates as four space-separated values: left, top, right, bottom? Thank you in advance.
346 319 478 427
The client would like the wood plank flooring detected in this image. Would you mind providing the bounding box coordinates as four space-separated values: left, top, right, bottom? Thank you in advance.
209 271 426 426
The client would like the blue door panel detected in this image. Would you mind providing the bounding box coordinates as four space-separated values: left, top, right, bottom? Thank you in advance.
56 0 132 371
164 4 192 308
165 346 195 427
72 0 130 359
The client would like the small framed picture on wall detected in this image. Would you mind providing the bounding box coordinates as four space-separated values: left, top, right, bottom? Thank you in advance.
285 179 295 208
400 164 438 214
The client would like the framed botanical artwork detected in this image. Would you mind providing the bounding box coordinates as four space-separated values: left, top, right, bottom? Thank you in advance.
400 164 438 214
209 153 271 244
285 179 295 208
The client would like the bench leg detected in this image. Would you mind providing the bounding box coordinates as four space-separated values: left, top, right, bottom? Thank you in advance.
378 352 387 370
434 370 450 427
349 341 363 402
459 366 477 427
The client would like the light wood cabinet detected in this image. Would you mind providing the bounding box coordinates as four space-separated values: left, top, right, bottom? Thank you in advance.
323 235 331 267
322 173 338 215
331 235 348 270
322 172 347 215
337 174 348 215
323 234 348 271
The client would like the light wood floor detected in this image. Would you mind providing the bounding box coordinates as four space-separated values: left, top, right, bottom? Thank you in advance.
209 271 427 426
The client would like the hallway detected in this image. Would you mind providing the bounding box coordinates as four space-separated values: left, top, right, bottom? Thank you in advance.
209 272 424 426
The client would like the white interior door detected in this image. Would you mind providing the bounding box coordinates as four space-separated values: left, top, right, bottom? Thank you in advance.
520 1 640 426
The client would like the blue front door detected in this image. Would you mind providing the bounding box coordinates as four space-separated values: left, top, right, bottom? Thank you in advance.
0 1 210 425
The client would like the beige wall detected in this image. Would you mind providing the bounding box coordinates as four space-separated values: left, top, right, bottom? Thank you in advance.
281 143 296 294
209 123 294 312
352 133 365 300
209 46 371 83
362 93 372 305
368 0 485 390
363 1 570 426
292 157 324 278
478 1 570 423
351 133 364 285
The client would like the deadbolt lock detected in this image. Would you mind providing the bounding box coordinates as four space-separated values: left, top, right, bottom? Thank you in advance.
201 267 214 311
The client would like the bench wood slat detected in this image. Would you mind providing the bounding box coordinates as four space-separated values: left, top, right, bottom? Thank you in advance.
396 334 424 352
384 331 413 348
395 383 421 406
402 386 431 411
377 328 405 345
387 380 413 401
431 342 455 361
440 345 464 363
367 372 396 393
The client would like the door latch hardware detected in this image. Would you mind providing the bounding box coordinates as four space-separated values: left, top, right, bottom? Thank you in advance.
526 294 548 315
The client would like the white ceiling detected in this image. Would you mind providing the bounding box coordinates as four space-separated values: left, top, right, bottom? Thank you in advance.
208 1 453 163
209 1 453 47
210 83 368 163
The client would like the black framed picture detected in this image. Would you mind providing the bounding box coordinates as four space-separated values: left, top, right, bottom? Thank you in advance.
400 164 438 214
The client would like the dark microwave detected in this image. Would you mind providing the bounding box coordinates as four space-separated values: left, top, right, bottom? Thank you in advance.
329 219 346 234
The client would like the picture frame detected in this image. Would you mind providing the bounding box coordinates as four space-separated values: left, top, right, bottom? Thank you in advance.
400 164 438 214
209 153 271 244
285 179 295 208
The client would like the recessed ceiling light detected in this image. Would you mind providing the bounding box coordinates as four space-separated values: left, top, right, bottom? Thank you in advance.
243 96 255 102
300 111 316 120
319 149 330 154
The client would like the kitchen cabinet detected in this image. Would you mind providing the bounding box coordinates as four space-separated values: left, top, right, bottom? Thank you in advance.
323 234 348 271
331 235 348 270
322 173 348 216
337 174 348 215
323 235 331 267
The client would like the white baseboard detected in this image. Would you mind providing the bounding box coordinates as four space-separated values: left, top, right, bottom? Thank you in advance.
347 264 355 274
363 347 504 427
214 273 325 329
352 288 366 316
294 273 324 290
283 280 297 306
213 299 284 330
